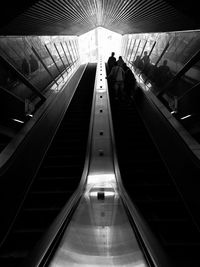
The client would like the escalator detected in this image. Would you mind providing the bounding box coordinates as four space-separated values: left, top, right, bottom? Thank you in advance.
108 87 200 266
22 59 157 267
0 63 96 267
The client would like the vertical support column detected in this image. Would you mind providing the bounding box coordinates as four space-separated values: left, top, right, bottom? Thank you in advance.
125 36 133 62
154 42 170 67
60 42 71 71
124 36 129 61
121 36 125 58
54 43 67 70
45 44 64 80
69 40 76 63
128 39 136 63
140 40 147 58
75 39 81 61
32 46 59 86
72 39 79 65
73 39 80 62
148 41 156 58
133 40 141 61
65 41 74 68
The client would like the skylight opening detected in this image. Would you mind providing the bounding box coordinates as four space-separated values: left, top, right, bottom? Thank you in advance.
78 27 122 63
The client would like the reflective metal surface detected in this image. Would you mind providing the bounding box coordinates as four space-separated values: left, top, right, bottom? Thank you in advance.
49 179 147 267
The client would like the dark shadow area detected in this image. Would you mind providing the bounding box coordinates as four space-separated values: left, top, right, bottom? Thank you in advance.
107 65 200 266
0 63 96 267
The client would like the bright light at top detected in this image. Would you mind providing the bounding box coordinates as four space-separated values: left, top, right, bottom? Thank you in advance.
78 27 122 64
87 173 116 187
97 27 122 62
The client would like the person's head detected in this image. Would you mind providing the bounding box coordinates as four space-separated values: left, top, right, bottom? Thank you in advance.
144 51 148 56
119 56 122 59
123 62 128 70
111 52 115 56
163 59 168 65
30 54 35 60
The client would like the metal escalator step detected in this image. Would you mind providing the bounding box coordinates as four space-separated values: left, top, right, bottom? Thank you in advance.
24 191 74 208
42 155 83 165
38 165 83 178
32 176 79 191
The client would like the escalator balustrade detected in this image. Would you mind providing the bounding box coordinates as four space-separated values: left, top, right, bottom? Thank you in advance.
0 63 96 267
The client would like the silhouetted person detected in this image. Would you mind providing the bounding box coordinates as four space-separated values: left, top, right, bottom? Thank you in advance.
141 51 150 75
134 55 143 70
146 63 158 84
157 59 172 86
123 63 137 101
106 61 125 100
29 54 39 72
21 58 30 76
158 59 170 74
117 56 124 67
107 52 116 74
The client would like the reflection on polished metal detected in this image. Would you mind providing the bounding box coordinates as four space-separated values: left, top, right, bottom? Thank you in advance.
49 184 147 267
49 58 148 266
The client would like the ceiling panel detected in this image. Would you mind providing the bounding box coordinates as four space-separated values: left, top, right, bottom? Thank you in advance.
0 0 199 36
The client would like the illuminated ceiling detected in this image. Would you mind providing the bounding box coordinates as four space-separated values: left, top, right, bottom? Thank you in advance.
0 0 199 36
